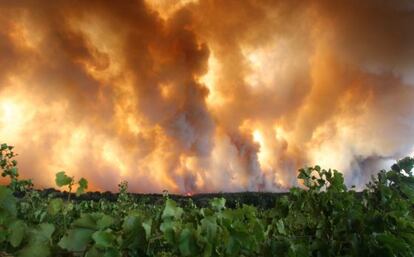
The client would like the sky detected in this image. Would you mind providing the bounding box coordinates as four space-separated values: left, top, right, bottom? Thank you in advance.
0 0 414 193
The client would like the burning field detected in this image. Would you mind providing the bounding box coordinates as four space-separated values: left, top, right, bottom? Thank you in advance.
1 0 414 193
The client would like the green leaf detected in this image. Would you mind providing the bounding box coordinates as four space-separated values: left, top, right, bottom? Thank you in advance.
55 171 73 187
34 223 55 242
160 219 178 244
179 227 198 256
327 170 346 192
103 248 121 257
9 167 18 176
8 220 26 247
122 215 139 232
142 218 152 240
200 216 217 241
92 230 115 249
73 213 98 230
162 199 183 220
47 198 63 216
85 246 101 257
400 183 414 200
85 247 120 257
18 243 51 257
276 219 286 235
121 215 148 250
0 227 6 243
97 214 114 230
76 177 88 196
376 233 410 252
225 236 240 255
1 143 8 150
289 243 310 257
397 157 414 173
18 223 55 257
58 228 94 251
0 185 16 219
391 164 401 172
210 198 226 211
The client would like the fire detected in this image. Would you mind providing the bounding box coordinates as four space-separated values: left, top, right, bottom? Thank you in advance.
199 53 227 108
1 100 19 124
0 89 36 142
0 0 413 193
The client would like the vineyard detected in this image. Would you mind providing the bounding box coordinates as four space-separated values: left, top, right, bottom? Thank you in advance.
1 143 414 257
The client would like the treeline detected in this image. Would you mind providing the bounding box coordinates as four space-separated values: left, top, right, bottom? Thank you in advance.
1 143 414 256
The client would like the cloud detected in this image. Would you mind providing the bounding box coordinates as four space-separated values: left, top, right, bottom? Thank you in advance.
0 0 413 192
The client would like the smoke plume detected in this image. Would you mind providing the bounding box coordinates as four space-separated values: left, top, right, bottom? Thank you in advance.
0 0 414 192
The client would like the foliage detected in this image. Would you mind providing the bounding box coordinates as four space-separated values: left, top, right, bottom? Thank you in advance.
0 144 414 256
0 143 33 192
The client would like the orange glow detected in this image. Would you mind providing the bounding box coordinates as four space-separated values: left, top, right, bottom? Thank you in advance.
0 0 413 193
199 53 228 108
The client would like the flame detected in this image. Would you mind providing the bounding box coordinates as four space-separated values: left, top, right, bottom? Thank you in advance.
253 129 271 170
199 52 227 108
145 0 200 20
1 100 19 125
0 87 36 142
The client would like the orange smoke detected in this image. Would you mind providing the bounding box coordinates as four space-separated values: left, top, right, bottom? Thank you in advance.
1 0 414 193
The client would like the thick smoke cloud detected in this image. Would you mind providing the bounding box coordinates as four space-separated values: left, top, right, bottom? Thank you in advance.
0 0 413 192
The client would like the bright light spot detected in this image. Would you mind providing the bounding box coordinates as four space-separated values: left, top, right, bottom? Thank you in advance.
102 141 128 176
252 129 273 171
243 45 286 89
243 46 280 89
1 100 18 121
126 115 141 135
0 99 33 140
198 53 227 107
59 127 88 167
275 126 287 141
253 129 263 144
242 40 301 96
145 0 199 20
160 83 173 99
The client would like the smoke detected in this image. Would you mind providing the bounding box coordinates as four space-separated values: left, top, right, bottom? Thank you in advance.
0 0 413 192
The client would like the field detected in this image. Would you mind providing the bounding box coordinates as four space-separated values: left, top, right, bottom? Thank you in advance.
1 143 414 257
